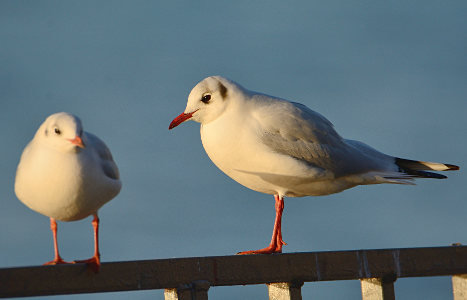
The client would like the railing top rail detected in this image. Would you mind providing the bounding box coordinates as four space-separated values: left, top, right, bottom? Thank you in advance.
2 245 467 298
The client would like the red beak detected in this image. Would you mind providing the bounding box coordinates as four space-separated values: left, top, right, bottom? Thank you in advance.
69 136 85 148
169 110 197 130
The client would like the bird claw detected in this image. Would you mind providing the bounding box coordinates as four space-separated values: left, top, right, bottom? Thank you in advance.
43 257 72 265
73 256 101 273
237 245 283 255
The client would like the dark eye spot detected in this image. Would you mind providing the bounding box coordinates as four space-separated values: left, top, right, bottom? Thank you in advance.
54 128 61 135
201 94 211 104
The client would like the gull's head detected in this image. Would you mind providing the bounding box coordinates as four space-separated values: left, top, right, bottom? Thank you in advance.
169 76 238 129
36 112 85 151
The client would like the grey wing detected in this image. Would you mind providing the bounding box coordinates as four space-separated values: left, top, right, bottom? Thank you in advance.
255 100 388 177
85 132 120 180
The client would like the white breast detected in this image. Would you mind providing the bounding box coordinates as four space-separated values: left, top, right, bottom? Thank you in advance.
15 141 120 221
200 109 313 197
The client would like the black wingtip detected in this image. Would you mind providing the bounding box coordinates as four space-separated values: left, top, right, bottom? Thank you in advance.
419 171 448 179
395 158 450 179
445 164 460 171
395 157 460 172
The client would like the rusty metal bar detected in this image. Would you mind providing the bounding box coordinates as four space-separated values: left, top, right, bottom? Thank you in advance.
1 246 467 298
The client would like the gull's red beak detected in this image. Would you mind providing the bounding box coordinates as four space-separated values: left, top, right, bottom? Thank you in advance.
69 136 85 148
169 110 197 130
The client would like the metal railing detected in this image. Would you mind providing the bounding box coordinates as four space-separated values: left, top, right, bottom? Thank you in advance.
1 245 467 299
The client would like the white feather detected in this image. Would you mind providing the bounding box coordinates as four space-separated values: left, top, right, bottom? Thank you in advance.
15 112 121 221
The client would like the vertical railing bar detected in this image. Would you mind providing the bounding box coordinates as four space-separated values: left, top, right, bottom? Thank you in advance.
452 274 467 300
361 277 396 300
267 282 303 300
164 288 178 300
164 281 210 300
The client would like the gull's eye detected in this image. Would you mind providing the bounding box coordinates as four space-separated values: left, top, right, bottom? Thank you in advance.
201 94 211 104
54 127 61 135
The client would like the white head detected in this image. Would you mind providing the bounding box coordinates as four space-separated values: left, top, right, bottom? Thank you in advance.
35 112 86 151
169 76 243 129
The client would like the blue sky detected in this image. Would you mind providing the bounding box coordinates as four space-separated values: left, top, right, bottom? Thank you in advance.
1 1 466 299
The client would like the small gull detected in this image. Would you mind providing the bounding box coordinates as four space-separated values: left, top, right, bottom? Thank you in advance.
15 112 121 270
169 76 459 255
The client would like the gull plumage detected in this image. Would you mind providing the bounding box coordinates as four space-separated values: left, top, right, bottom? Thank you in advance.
15 112 121 270
169 76 459 255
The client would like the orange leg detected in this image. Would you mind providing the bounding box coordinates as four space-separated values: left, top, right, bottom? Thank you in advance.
43 218 72 265
237 195 287 255
73 213 101 272
274 195 287 249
